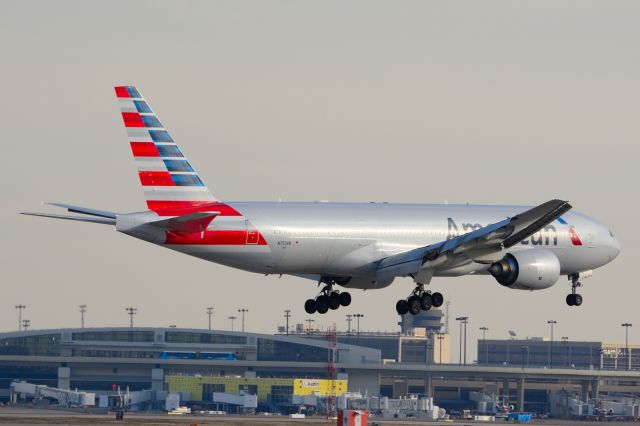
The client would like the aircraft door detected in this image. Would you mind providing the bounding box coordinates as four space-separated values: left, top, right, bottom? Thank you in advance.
245 220 259 245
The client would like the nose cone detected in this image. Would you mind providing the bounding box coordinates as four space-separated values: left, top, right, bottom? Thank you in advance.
609 235 621 261
602 224 621 263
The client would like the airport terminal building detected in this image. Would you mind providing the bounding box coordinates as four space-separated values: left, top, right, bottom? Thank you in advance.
2 326 640 414
0 327 378 394
478 338 640 370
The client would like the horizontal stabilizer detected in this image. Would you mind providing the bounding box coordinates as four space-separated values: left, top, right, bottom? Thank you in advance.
150 212 219 233
46 202 117 219
21 212 116 225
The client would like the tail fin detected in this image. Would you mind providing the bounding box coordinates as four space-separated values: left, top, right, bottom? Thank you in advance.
115 86 217 211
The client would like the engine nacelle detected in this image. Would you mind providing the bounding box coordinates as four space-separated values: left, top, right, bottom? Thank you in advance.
488 249 560 290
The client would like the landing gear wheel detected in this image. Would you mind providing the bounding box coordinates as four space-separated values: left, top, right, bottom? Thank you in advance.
316 295 329 314
408 296 422 315
431 292 444 308
567 273 583 307
396 300 409 315
420 293 432 311
328 292 341 310
339 292 352 307
574 294 583 306
304 299 317 314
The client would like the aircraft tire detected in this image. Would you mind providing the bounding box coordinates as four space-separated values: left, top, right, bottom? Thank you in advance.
574 294 583 306
316 295 330 314
431 292 444 307
329 292 341 310
304 299 317 314
566 294 575 306
408 296 421 315
396 300 409 315
420 293 432 311
339 292 352 307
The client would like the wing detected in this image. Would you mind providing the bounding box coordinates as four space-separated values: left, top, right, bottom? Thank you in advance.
375 199 571 282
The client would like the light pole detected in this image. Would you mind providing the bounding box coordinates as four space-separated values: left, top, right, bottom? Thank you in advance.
548 320 557 368
15 305 26 332
456 318 462 365
622 323 632 371
284 310 291 335
561 336 569 366
228 315 237 331
238 308 248 332
437 332 445 364
354 314 364 339
479 326 488 340
480 326 489 364
456 316 469 365
206 307 213 330
125 307 138 328
463 318 469 365
346 314 353 335
79 305 87 328
305 319 315 335
22 319 30 331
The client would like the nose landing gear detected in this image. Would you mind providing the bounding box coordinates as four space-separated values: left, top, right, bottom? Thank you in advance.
566 273 583 306
395 283 444 315
304 279 352 315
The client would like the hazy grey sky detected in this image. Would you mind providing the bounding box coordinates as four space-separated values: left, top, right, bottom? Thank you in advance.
2 1 639 360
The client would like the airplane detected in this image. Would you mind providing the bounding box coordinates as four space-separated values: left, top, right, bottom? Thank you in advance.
23 86 621 315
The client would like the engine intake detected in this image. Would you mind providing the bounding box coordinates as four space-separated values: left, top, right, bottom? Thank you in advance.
489 249 561 290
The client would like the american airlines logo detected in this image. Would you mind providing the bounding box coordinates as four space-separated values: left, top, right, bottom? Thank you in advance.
447 218 559 246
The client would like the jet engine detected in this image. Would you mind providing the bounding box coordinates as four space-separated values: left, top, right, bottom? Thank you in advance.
488 249 560 290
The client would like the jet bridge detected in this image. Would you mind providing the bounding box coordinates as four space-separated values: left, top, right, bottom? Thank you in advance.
10 381 95 406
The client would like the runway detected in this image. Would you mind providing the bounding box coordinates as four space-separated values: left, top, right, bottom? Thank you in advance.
0 406 633 425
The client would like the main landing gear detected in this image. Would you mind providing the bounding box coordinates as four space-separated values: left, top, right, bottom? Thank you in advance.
566 273 583 307
304 283 352 315
395 283 444 315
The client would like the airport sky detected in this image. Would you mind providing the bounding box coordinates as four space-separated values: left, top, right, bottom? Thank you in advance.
1 1 639 361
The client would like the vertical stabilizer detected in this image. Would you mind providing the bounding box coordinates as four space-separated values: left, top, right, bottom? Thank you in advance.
115 86 217 211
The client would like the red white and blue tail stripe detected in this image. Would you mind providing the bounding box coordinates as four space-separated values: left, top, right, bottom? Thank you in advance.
115 86 217 211
22 86 269 248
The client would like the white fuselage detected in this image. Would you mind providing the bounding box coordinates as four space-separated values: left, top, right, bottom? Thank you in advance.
118 202 620 289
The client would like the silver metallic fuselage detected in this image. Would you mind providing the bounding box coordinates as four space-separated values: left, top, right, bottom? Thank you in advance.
152 202 620 288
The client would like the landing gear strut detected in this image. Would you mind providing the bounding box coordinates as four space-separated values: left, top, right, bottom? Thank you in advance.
566 273 583 306
395 283 444 315
304 279 352 315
